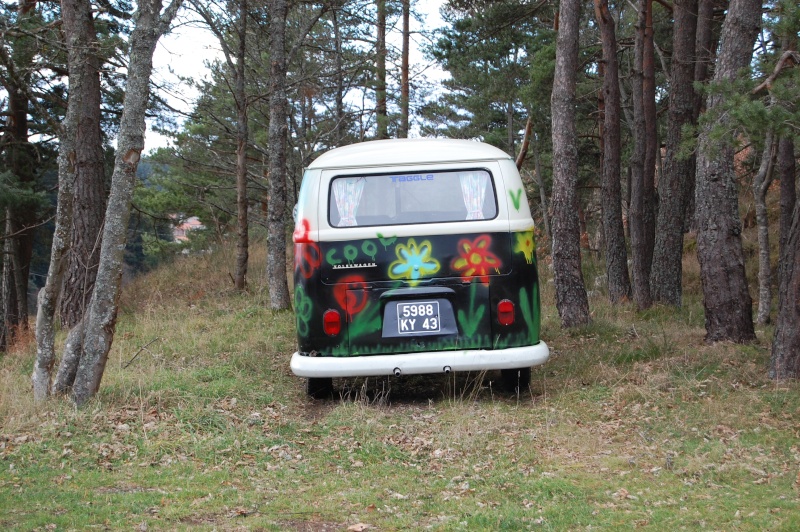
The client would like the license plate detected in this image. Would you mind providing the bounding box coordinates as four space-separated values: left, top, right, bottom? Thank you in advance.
397 301 440 334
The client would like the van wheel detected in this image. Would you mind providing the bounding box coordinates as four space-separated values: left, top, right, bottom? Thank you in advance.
306 377 333 398
501 367 531 394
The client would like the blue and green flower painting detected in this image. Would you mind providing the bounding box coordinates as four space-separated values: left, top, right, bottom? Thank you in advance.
388 238 441 285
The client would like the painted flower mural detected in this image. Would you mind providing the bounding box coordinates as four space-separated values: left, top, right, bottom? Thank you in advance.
295 243 321 279
388 238 440 284
294 285 313 336
333 274 369 320
451 235 502 282
292 218 313 244
513 231 535 264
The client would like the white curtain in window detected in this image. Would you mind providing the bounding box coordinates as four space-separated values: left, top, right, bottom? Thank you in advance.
333 177 366 226
459 172 489 220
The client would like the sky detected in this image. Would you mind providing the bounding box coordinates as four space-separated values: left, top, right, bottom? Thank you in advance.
145 1 448 153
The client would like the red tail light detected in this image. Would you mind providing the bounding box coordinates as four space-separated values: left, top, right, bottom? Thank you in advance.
498 299 515 326
323 309 341 336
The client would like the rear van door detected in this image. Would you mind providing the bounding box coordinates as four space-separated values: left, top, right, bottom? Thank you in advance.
316 164 514 357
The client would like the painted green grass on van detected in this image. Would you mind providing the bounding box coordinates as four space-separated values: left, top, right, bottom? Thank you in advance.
456 281 485 337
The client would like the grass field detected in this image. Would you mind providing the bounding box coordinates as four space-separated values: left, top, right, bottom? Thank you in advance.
1 239 798 530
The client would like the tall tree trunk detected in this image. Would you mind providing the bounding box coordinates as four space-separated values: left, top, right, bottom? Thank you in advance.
8 218 29 328
769 195 800 379
234 0 249 291
33 0 89 398
375 0 388 139
2 0 39 345
58 0 108 329
399 0 410 138
651 0 698 306
519 121 552 243
517 116 552 243
777 25 797 290
49 0 108 389
1 214 18 352
516 115 533 170
507 102 515 157
532 132 552 243
753 132 775 324
686 0 716 230
769 26 799 379
0 228 9 352
595 0 631 304
333 7 345 145
2 216 23 348
778 137 796 290
266 0 292 310
32 123 76 400
551 0 590 328
71 0 184 406
629 0 652 309
2 211 31 347
641 0 657 286
694 0 760 344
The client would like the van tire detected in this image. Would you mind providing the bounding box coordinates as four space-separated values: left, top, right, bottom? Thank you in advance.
306 377 333 398
501 367 531 394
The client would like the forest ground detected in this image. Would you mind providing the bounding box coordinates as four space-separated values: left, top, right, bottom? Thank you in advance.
1 229 798 530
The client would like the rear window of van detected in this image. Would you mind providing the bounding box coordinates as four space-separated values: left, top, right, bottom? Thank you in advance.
328 169 498 227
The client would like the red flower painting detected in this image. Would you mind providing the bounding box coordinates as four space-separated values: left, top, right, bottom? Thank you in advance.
333 275 369 320
451 235 502 282
293 219 313 243
293 219 321 279
294 243 321 279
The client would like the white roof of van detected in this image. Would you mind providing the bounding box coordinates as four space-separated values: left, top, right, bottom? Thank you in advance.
307 138 512 170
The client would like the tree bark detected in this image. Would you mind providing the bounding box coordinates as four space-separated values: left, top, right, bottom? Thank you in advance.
651 0 698 306
58 0 108 329
532 132 552 243
769 196 800 379
2 214 26 349
1 214 18 352
33 122 77 401
8 217 29 328
629 0 652 310
595 0 631 304
399 0 410 138
234 0 249 291
71 0 184 406
375 0 388 139
2 0 38 346
776 32 797 292
685 0 716 230
266 0 292 310
32 0 87 397
641 0 657 282
550 0 590 328
778 136 796 292
516 115 533 170
333 7 345 145
753 132 775 324
694 0 760 344
505 102 514 157
769 25 799 379
52 319 84 395
0 229 8 352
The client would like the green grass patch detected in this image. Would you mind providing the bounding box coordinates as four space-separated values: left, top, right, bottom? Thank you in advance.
2 240 799 530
